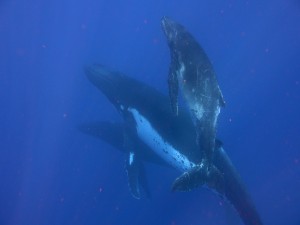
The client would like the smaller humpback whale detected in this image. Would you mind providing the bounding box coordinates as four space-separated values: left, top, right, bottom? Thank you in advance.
82 65 263 225
161 17 225 192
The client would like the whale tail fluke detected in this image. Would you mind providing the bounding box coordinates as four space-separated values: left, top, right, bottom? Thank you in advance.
172 162 224 196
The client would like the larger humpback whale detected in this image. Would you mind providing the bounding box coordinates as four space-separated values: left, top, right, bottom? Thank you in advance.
161 17 225 192
82 65 263 225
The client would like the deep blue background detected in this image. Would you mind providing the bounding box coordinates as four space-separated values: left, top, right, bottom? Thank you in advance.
1 1 300 224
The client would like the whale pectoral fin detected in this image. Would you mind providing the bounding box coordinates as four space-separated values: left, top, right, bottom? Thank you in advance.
125 151 151 199
124 129 151 199
168 65 179 116
123 130 142 199
172 163 225 197
125 150 141 199
218 86 226 107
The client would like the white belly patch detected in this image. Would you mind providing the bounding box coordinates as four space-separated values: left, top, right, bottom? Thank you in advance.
128 108 195 172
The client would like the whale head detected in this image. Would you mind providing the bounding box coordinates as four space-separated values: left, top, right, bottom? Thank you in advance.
161 16 196 52
85 64 136 112
85 64 166 116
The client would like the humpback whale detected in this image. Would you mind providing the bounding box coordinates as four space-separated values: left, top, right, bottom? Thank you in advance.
85 64 200 199
82 65 263 225
161 17 225 192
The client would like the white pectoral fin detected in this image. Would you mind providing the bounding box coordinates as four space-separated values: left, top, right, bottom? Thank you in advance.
125 150 151 199
218 86 226 107
125 151 141 199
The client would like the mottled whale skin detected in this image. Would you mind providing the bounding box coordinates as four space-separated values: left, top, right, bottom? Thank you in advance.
83 65 263 225
161 17 225 192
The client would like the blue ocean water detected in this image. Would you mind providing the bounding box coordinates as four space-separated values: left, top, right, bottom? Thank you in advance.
1 0 300 225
